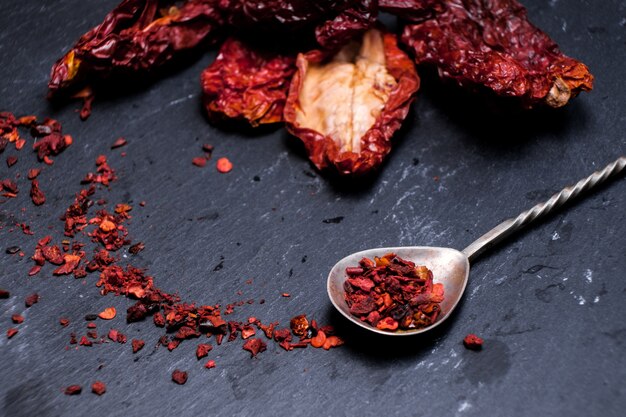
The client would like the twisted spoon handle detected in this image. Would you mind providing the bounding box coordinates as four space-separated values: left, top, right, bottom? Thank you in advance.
462 156 626 263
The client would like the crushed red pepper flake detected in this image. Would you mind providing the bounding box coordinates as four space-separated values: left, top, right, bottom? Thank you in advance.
111 137 127 149
242 338 267 358
7 328 18 339
27 168 41 180
0 289 9 299
216 157 233 173
196 343 213 359
91 381 106 395
11 314 24 324
59 318 70 327
204 360 216 369
64 385 82 395
343 253 444 332
463 334 483 350
131 339 145 353
25 293 39 308
98 307 116 320
30 180 46 206
79 336 93 346
171 370 188 385
6 156 17 167
192 157 207 167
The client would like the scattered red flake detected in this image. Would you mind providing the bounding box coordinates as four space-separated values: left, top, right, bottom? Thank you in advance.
281 293 290 297
241 326 255 339
27 168 41 180
82 155 116 185
111 137 127 149
114 203 132 214
128 242 145 255
242 338 267 358
59 317 70 327
6 156 17 167
322 335 344 350
11 314 24 324
311 330 326 348
53 254 82 275
131 339 145 353
463 334 483 350
25 293 39 307
91 381 106 395
139 201 146 207
98 307 116 320
153 312 165 327
202 144 214 153
216 157 233 173
87 330 98 339
196 343 213 359
72 87 95 121
79 336 93 346
290 315 309 337
1 178 18 197
18 223 34 235
87 323 97 329
192 157 207 167
64 385 82 395
32 118 72 163
0 289 9 299
171 370 188 385
7 328 18 339
204 360 216 369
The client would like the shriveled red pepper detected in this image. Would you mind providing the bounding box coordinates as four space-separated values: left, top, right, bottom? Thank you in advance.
400 0 593 107
49 0 224 95
284 28 419 175
201 37 296 126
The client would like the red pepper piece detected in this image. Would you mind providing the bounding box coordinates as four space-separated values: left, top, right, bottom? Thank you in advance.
201 37 296 126
11 314 24 324
463 334 483 350
400 0 593 108
7 328 18 339
196 343 213 359
171 369 188 385
242 338 267 358
0 289 9 299
131 339 145 353
25 293 39 308
284 28 419 175
204 360 216 369
48 0 225 95
91 381 106 395
64 385 82 395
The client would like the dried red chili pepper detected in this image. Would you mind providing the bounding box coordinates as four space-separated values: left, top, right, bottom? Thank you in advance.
201 37 296 126
343 253 444 331
463 333 483 350
91 381 106 395
171 369 188 385
314 0 377 50
64 385 82 395
49 0 225 95
284 28 419 175
400 0 593 107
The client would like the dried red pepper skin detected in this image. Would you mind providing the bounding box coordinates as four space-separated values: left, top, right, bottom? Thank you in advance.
400 0 593 107
48 0 224 94
201 38 296 126
314 0 378 50
284 30 420 175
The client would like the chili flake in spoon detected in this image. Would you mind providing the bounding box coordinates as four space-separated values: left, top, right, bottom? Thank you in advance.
343 253 444 331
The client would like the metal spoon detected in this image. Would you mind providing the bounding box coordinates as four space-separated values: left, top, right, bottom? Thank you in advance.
327 156 626 336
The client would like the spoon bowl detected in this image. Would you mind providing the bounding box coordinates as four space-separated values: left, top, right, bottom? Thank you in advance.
327 157 625 336
327 246 469 336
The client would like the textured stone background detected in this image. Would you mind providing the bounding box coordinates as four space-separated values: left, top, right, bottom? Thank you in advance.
0 1 625 416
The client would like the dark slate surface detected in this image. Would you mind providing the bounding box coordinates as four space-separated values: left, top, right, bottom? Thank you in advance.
1 1 625 416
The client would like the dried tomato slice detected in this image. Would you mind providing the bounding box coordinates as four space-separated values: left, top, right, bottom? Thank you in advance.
284 28 419 175
49 0 224 95
400 0 593 107
201 38 296 126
